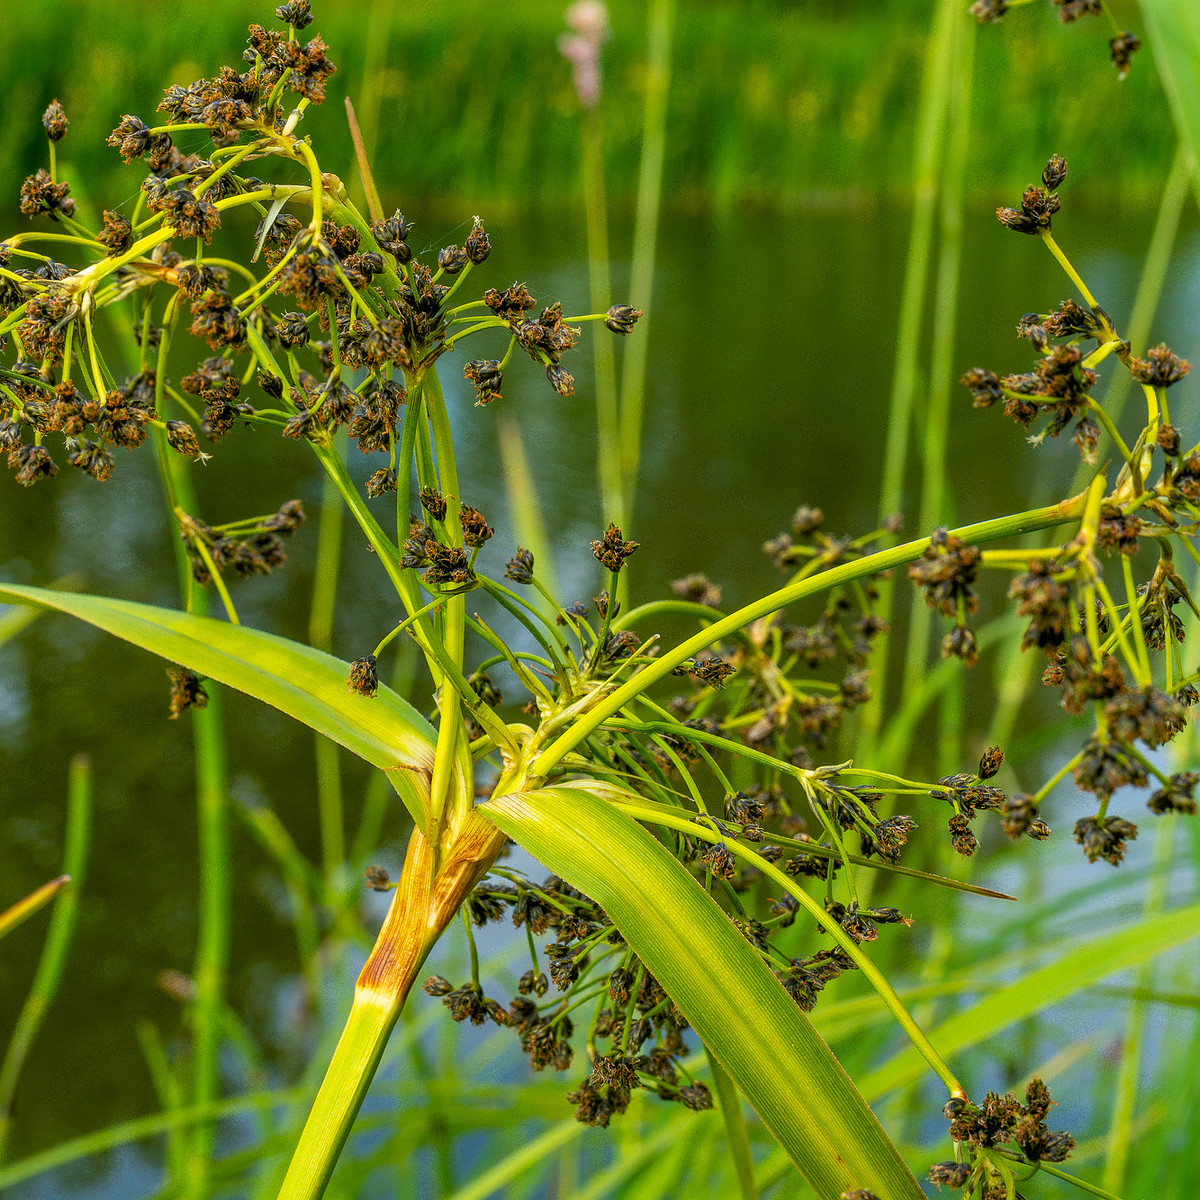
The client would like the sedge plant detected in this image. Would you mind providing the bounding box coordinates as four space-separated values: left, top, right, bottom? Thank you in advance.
1 4 1199 1199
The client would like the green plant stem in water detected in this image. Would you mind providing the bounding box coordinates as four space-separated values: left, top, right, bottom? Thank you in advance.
277 814 505 1200
707 1048 758 1200
580 107 624 539
155 397 231 1198
619 0 672 526
1102 812 1176 1192
861 0 961 765
309 436 348 901
902 12 973 776
0 756 92 1164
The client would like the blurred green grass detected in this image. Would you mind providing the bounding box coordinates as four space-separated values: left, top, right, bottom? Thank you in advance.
1 0 1176 216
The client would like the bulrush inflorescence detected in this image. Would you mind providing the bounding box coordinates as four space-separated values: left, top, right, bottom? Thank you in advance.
3 5 1189 1193
951 156 1200 869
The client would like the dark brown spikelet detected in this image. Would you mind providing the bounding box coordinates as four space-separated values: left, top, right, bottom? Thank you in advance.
1074 814 1138 865
1042 155 1068 190
465 216 491 264
1147 772 1199 815
605 304 643 334
166 420 202 458
97 211 134 255
166 666 208 718
463 359 502 405
19 169 75 220
160 188 221 243
1053 0 1102 22
363 467 397 496
364 864 390 891
505 548 535 584
107 115 154 162
1129 343 1190 388
1109 31 1141 80
978 746 1004 779
909 528 980 617
419 488 447 520
459 504 494 548
348 654 378 697
948 813 977 857
276 0 313 29
961 367 1002 407
928 1162 971 1187
591 523 639 573
671 573 722 607
969 0 1008 21
42 99 69 142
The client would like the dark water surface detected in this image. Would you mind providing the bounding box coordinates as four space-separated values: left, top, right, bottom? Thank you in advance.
2 201 1198 1194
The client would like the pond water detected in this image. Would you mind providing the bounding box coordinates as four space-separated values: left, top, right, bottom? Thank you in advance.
2 198 1198 1195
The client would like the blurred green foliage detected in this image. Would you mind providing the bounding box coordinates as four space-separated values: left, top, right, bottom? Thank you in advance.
1 0 1176 216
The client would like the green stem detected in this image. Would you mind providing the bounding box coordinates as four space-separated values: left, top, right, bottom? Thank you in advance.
619 0 672 525
309 436 347 899
0 756 92 1163
581 106 625 541
862 0 961 763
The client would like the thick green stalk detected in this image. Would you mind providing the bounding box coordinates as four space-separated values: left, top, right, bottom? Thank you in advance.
0 756 92 1162
418 367 470 840
277 815 506 1199
532 493 1087 776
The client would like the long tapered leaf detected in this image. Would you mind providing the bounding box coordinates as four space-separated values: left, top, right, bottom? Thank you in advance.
480 786 925 1200
0 582 439 830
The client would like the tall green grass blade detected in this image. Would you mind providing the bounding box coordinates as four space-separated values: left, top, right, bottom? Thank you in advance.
135 1022 189 1188
619 0 672 525
860 0 962 763
707 1048 758 1200
0 876 70 941
443 1120 582 1200
1102 816 1178 1193
481 786 925 1199
0 755 92 1161
497 412 559 605
857 900 1200 1099
309 445 349 898
1141 0 1200 202
0 582 441 830
901 11 974 771
185 686 228 1198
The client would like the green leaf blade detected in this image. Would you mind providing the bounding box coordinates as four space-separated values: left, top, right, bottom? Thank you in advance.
0 582 439 829
481 785 925 1200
